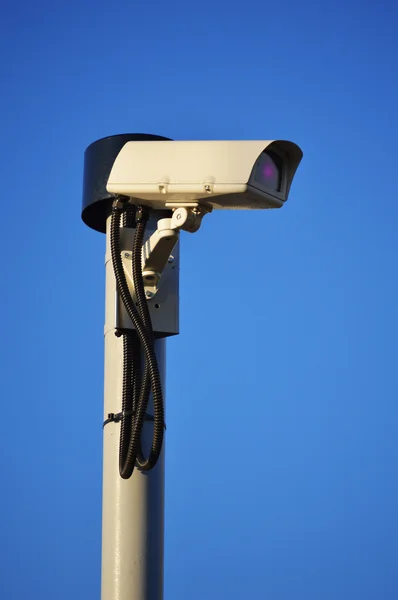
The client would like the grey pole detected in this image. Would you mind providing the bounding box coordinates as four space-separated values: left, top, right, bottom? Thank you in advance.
101 221 165 600
101 213 178 600
102 325 165 599
102 344 165 598
102 215 164 600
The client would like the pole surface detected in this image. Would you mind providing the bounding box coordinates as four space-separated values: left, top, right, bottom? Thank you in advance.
101 217 166 600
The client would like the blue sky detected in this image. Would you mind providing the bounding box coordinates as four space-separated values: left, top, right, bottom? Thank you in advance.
1 0 398 598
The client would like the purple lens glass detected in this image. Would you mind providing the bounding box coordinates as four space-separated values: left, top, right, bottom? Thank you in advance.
254 151 283 191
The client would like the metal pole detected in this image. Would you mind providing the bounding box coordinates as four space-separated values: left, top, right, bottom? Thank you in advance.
101 216 168 600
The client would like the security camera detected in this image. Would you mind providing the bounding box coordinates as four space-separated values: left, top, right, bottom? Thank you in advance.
82 134 303 305
106 140 303 211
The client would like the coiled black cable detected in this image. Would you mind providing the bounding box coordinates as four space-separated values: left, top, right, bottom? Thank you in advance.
110 199 165 479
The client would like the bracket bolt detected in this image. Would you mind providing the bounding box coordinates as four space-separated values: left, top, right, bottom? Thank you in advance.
124 252 131 259
145 291 154 299
168 255 174 264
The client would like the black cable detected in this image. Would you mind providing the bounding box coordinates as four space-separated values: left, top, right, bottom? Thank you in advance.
110 199 165 479
118 205 139 473
118 331 137 472
131 208 165 470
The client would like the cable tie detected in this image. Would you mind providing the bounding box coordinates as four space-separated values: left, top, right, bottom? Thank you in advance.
103 411 166 429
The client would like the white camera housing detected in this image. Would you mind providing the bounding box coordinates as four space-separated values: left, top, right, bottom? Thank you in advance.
106 140 303 210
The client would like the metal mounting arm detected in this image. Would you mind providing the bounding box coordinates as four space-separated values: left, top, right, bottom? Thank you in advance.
140 206 211 295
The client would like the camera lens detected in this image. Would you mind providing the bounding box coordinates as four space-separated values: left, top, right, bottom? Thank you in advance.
254 151 283 191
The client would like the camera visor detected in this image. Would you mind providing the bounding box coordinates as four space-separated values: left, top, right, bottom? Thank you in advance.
254 150 283 192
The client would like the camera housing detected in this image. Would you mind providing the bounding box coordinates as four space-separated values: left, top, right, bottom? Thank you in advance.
106 140 303 211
